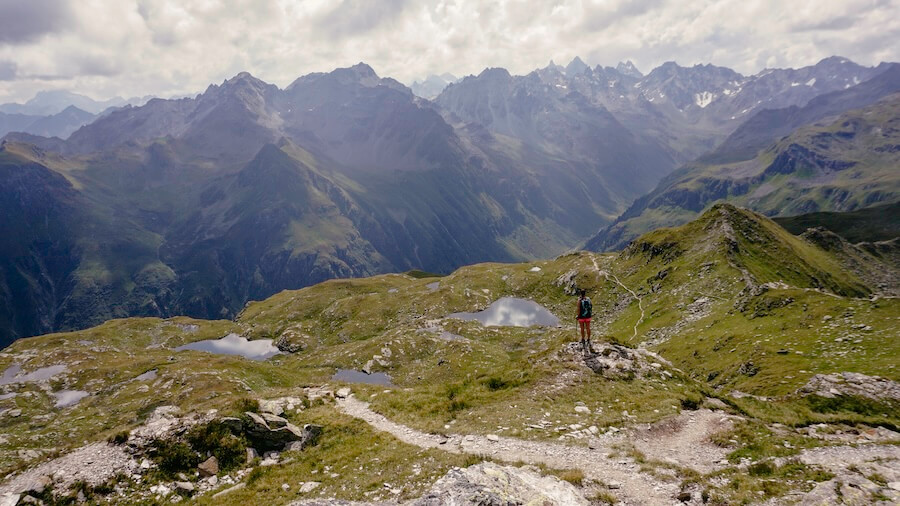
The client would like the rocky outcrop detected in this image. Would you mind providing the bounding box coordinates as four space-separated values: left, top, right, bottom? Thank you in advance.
236 412 321 452
561 342 673 379
797 372 900 402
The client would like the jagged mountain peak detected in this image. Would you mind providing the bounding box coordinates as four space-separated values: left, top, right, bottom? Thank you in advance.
616 60 643 78
286 62 396 92
477 67 512 80
565 56 590 76
333 62 380 82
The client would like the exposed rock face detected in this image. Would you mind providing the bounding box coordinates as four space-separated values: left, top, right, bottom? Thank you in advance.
798 372 900 402
561 342 672 379
239 411 319 451
411 462 590 506
793 444 900 505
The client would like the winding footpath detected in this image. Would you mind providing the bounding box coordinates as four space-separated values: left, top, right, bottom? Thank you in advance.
590 254 646 341
337 395 683 505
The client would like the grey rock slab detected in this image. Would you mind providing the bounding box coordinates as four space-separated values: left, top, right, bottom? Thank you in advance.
259 400 284 416
198 456 219 477
212 483 245 498
261 413 289 428
174 481 194 494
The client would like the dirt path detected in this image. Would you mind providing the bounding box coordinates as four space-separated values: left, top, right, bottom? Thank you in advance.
337 395 684 505
590 254 645 341
631 409 734 474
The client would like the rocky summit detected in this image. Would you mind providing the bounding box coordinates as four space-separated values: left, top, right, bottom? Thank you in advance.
0 205 897 505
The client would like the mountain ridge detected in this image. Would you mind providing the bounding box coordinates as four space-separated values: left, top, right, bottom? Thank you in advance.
0 56 895 345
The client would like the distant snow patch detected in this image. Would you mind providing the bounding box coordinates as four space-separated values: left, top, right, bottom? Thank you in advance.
806 78 817 86
694 91 715 108
529 266 542 272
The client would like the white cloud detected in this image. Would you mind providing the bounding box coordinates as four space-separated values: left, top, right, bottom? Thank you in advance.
0 0 897 103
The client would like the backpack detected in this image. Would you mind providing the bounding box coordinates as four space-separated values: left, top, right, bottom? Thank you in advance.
580 297 592 318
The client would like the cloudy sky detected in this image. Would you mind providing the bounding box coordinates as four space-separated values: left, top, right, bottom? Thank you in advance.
0 0 898 103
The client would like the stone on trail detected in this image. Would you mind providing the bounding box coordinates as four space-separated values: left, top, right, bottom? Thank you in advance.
574 406 590 414
198 456 219 477
336 388 351 399
410 462 590 505
486 434 500 442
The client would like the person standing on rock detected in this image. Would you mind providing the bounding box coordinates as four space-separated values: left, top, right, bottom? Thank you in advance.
576 289 593 352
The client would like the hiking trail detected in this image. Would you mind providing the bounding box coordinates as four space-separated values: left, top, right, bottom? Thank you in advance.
590 254 645 341
337 395 734 505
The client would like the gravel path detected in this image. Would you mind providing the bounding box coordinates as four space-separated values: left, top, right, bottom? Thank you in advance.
0 442 137 497
337 395 683 506
631 409 735 474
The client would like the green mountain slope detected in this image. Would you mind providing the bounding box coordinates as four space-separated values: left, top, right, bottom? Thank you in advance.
587 93 900 251
1 205 896 504
773 201 900 243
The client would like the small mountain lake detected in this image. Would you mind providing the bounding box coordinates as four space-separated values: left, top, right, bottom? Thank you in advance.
0 364 67 385
332 369 394 386
448 297 559 327
174 333 280 360
53 390 89 408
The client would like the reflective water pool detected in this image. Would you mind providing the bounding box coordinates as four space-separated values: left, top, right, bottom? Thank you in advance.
0 364 67 385
448 297 559 327
332 369 394 386
134 369 158 381
53 390 89 408
175 334 280 360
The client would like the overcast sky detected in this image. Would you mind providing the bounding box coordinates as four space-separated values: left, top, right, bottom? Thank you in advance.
0 0 898 103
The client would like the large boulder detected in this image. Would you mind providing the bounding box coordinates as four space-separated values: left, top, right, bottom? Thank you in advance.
242 412 305 451
798 372 900 403
411 462 591 505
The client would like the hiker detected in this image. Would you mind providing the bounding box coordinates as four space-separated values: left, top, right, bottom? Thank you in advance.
576 289 592 351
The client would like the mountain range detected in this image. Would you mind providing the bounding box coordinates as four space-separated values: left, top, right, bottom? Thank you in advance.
586 63 900 251
0 56 897 345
